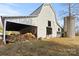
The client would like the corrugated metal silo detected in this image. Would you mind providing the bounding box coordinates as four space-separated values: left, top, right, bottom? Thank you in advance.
64 16 75 37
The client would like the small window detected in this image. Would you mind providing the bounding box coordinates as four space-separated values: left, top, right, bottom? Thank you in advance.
46 27 52 35
57 32 61 34
58 28 60 31
48 21 51 26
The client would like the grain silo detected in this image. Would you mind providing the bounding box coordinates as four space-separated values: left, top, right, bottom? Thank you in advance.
64 16 75 37
64 17 68 37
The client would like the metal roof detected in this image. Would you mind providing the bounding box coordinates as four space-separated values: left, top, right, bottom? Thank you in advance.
1 15 37 19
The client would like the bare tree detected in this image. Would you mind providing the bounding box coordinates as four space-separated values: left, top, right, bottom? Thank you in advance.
59 3 79 33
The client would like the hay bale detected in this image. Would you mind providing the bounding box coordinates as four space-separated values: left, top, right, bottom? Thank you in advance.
8 33 36 42
24 33 36 40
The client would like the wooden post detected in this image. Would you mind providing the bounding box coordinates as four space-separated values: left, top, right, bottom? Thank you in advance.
3 19 6 44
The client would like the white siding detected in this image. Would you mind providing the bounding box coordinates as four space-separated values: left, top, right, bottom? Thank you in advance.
32 4 61 38
5 18 33 26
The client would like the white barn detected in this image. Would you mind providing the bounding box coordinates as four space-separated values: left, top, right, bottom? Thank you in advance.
0 3 62 44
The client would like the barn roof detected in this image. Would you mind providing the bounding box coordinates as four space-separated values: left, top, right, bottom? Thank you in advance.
30 4 52 16
1 15 37 19
30 4 43 16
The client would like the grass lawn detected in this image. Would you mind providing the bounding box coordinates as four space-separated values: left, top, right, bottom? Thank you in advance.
0 37 79 56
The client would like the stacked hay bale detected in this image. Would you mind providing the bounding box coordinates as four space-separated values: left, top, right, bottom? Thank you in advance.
8 33 36 42
16 33 36 40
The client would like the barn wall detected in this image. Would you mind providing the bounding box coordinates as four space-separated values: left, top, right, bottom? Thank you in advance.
32 4 61 38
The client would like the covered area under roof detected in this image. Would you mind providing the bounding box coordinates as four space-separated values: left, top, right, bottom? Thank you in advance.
6 21 37 37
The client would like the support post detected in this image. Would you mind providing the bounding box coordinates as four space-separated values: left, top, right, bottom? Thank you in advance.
3 19 6 44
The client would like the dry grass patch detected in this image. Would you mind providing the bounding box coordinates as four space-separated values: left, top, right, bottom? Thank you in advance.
44 36 79 46
0 37 79 56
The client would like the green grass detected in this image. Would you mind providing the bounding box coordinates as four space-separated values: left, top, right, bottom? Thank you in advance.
0 39 79 56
